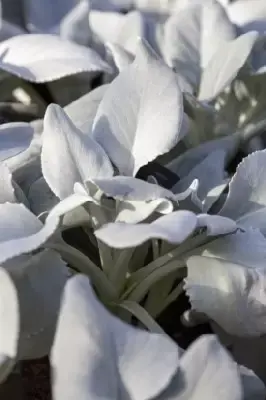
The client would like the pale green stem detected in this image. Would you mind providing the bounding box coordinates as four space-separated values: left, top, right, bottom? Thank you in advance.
124 259 185 303
152 240 160 259
123 233 225 303
88 203 114 274
46 242 117 301
108 248 135 293
145 271 179 316
116 301 166 334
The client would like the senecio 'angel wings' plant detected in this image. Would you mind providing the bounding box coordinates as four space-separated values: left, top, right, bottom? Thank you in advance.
37 39 237 329
50 274 266 399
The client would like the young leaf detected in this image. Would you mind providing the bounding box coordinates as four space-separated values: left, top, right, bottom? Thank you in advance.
164 0 236 88
41 104 113 199
95 210 198 248
198 32 258 101
0 203 59 265
92 38 184 176
219 150 266 233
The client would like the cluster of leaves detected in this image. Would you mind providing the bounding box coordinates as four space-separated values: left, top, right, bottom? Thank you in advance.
1 0 266 398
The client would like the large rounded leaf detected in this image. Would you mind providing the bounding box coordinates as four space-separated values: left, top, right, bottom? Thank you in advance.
92 39 184 176
51 274 179 400
0 34 112 83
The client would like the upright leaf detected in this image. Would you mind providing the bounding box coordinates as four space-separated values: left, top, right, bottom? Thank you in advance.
93 39 183 176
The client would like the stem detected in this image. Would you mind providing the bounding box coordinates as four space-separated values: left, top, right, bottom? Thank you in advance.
88 203 114 274
109 248 135 293
116 301 165 334
46 242 117 301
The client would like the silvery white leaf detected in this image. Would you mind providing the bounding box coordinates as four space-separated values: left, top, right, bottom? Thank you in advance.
59 0 90 46
0 162 16 203
157 335 242 400
88 176 175 201
116 198 173 223
219 150 266 233
51 274 179 400
166 135 239 180
0 202 59 265
64 84 108 133
47 192 94 222
95 210 197 248
186 255 266 336
203 180 229 213
12 249 68 359
197 214 237 236
227 0 266 28
93 39 183 176
0 123 41 195
24 0 88 33
164 0 235 88
0 34 112 82
41 104 113 199
28 177 58 215
202 229 266 270
106 42 134 71
89 10 125 45
198 32 258 101
172 150 227 201
0 122 33 163
0 267 19 383
114 10 165 56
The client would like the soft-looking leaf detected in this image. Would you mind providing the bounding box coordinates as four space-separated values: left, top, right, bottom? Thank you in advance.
51 274 179 400
0 122 33 163
59 0 90 46
198 32 258 101
13 250 68 359
0 267 19 383
88 176 175 201
92 39 183 176
157 335 242 400
227 0 266 29
202 229 266 270
116 198 173 223
0 34 112 83
166 135 239 180
106 42 134 71
41 104 113 199
0 162 16 203
196 214 236 236
0 203 59 265
28 177 57 215
186 255 266 336
172 150 227 201
89 10 125 45
164 0 236 88
219 150 266 233
95 210 198 248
